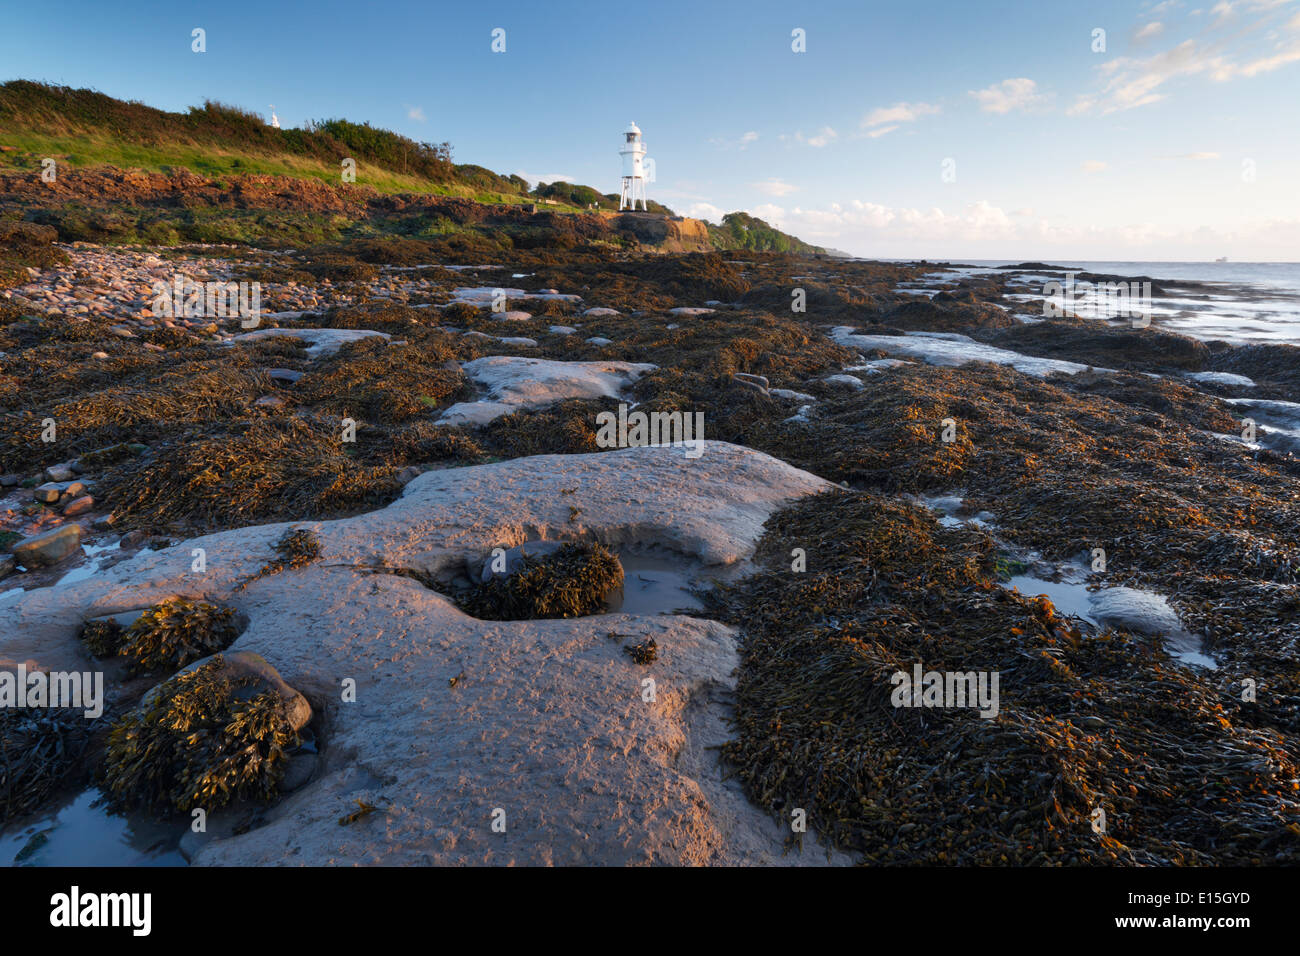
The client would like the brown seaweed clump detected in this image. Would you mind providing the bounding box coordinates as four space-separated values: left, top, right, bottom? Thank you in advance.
236 527 322 591
101 656 299 815
0 707 94 823
81 598 242 675
99 415 401 530
458 541 624 620
708 491 1300 865
624 639 658 665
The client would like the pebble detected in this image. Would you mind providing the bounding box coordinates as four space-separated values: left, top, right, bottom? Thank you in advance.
62 495 95 516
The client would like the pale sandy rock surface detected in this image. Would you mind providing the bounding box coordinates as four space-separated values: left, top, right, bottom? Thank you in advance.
1087 586 1183 635
225 326 391 359
437 356 657 427
0 444 849 866
830 327 1110 377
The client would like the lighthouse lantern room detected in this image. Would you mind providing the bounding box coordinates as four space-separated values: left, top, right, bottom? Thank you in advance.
618 122 648 211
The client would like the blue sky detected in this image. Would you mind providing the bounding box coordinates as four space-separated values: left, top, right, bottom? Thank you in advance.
3 0 1298 259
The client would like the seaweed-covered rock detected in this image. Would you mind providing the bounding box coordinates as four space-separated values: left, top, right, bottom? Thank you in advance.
975 319 1209 372
459 541 624 620
102 652 308 815
878 299 1017 333
1206 342 1300 402
81 597 242 675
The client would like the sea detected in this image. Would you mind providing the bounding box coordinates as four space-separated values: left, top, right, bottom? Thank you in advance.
895 260 1300 347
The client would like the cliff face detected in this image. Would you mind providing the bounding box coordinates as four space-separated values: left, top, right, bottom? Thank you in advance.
601 211 712 252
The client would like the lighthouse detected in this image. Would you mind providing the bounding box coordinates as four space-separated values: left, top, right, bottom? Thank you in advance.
619 122 648 211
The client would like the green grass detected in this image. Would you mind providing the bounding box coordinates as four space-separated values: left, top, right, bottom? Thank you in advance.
0 80 818 251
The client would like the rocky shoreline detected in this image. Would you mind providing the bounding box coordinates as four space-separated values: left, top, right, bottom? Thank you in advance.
2 226 1299 865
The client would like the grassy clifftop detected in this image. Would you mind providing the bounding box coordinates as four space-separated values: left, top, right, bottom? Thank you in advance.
0 80 820 254
0 80 540 204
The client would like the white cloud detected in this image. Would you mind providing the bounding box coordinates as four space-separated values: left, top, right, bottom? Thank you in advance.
795 126 838 147
764 198 1019 243
969 78 1048 113
751 179 799 197
1137 21 1166 38
1213 44 1300 78
1082 160 1109 173
1161 151 1222 159
862 101 940 128
749 196 1300 259
406 105 426 122
1069 39 1218 113
867 125 899 139
710 131 760 150
748 203 787 222
1071 2 1300 113
685 202 726 223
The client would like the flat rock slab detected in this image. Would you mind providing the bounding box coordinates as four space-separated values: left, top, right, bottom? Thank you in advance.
830 327 1111 378
226 327 391 359
823 374 865 390
1087 586 1182 635
1186 370 1255 388
438 356 657 427
0 444 842 866
449 287 581 305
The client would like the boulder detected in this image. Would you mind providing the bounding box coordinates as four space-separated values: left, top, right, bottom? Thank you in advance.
145 651 312 733
12 525 82 567
61 495 95 517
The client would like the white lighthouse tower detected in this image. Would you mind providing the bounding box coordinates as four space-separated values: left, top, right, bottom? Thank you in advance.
618 121 648 211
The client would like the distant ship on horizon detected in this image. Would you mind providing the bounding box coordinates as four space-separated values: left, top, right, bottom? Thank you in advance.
1215 256 1229 262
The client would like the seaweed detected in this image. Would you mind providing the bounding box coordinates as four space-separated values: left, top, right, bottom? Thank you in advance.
81 598 241 676
457 541 624 620
100 655 299 815
707 490 1300 865
0 707 95 823
236 527 322 591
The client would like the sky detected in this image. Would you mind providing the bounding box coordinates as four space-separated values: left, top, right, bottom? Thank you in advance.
2 0 1299 260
